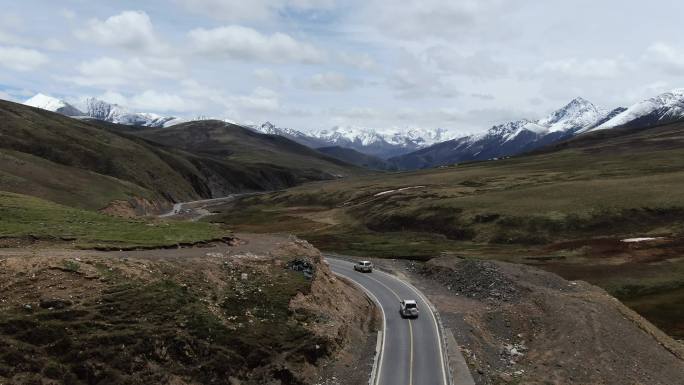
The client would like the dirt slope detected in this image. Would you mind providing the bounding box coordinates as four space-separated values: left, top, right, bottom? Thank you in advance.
377 257 684 385
0 234 377 385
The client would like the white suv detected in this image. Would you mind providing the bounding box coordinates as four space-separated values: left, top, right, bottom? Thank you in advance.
353 260 373 273
400 300 419 318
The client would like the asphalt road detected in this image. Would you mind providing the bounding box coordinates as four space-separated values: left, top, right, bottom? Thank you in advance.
327 257 449 385
158 193 260 221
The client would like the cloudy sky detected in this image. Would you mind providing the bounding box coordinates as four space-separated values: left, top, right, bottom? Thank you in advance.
1 0 683 134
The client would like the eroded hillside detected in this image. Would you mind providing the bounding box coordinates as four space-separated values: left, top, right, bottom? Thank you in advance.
0 235 377 385
377 257 684 385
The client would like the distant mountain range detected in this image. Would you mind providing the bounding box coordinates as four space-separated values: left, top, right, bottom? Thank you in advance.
391 90 684 169
584 88 684 132
251 122 454 158
23 94 451 159
24 94 185 128
21 89 684 170
391 97 616 169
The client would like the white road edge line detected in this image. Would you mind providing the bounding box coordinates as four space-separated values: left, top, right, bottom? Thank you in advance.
374 269 451 385
332 270 386 385
360 271 416 385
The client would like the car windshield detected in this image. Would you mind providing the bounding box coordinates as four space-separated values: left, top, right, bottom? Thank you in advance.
360 262 370 266
405 303 416 309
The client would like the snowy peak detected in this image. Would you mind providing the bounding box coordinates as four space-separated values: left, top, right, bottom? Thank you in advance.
250 122 457 158
592 89 684 131
312 125 454 148
314 126 386 147
84 97 127 122
487 119 548 143
23 93 182 128
538 97 606 133
485 97 609 143
259 121 277 134
82 97 179 128
24 94 83 117
252 121 311 139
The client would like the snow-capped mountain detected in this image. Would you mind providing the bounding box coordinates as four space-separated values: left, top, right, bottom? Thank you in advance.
24 93 84 117
537 97 607 134
312 126 452 148
469 97 610 147
253 98 607 162
83 98 181 128
391 97 612 169
252 122 455 158
23 94 183 128
255 122 322 143
588 89 684 132
251 122 331 149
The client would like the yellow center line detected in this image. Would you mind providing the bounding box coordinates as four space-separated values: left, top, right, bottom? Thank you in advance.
362 273 415 385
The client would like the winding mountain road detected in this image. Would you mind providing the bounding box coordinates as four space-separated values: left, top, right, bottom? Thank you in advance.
158 195 471 384
158 193 258 221
327 257 454 385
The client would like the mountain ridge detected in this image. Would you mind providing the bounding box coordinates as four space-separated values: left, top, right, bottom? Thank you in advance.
390 97 613 169
22 89 684 170
251 122 455 159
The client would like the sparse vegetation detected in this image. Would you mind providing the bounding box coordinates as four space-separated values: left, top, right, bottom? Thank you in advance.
0 238 375 385
208 121 684 338
0 191 230 249
0 100 365 211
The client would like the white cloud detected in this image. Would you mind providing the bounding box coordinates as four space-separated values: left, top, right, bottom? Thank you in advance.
536 57 625 79
91 90 195 113
253 68 284 86
338 52 376 70
96 91 129 106
0 46 48 71
0 31 27 46
389 68 461 99
130 90 195 112
645 42 684 75
61 9 76 20
422 48 508 78
307 72 355 91
233 87 280 112
189 25 325 63
76 11 164 53
177 0 337 21
363 0 510 41
67 57 184 87
471 93 495 100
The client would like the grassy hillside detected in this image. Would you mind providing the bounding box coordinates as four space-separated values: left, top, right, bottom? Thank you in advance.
0 100 200 208
0 192 229 249
131 120 365 179
317 146 395 170
0 100 363 211
208 120 684 338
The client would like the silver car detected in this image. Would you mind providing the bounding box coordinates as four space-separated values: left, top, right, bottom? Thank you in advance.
400 300 419 318
353 260 373 273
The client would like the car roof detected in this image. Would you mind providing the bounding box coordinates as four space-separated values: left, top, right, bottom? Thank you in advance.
359 260 371 263
403 300 417 304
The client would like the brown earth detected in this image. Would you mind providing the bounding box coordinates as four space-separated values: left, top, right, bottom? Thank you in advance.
0 234 378 385
373 257 684 385
99 197 170 218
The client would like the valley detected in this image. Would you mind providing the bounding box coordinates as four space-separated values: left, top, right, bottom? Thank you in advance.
206 119 684 339
4 2 684 384
2 96 684 384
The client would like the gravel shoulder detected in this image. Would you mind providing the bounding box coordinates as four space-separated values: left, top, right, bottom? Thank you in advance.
371 257 684 385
